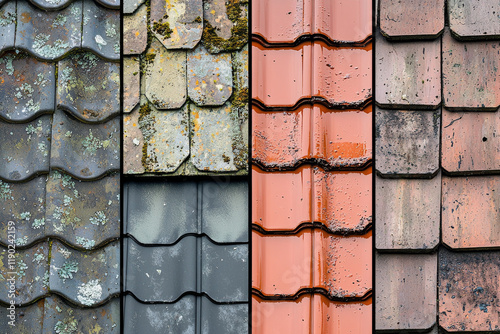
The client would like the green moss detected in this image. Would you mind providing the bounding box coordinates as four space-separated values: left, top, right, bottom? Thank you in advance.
152 20 173 39
193 16 202 23
202 2 248 52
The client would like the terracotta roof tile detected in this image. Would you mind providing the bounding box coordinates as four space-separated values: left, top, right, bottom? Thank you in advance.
123 56 140 113
376 32 441 109
252 230 372 299
252 295 372 333
252 166 372 233
252 0 372 45
123 3 147 55
439 248 500 331
443 29 500 110
376 173 441 251
253 106 372 170
0 2 15 50
82 0 120 60
448 0 500 39
376 253 437 331
442 108 500 174
376 109 441 177
252 42 372 109
379 0 444 39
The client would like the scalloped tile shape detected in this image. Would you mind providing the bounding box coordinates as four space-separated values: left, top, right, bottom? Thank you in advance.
0 52 55 122
124 57 140 113
150 0 202 49
144 39 187 110
449 0 500 38
124 3 147 55
82 0 120 60
187 44 232 106
124 0 145 14
29 0 71 10
16 1 82 60
50 110 119 180
0 2 15 50
57 52 120 123
45 171 120 249
95 0 119 9
49 240 119 307
0 115 51 181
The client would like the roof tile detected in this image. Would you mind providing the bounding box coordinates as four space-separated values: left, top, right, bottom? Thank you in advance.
448 0 500 39
187 44 233 106
123 56 140 113
57 52 120 123
0 2 15 51
0 115 51 182
123 0 145 14
123 106 145 174
379 0 444 39
0 300 44 334
376 174 441 250
233 43 249 114
442 175 500 249
95 0 119 10
149 0 202 49
443 29 500 110
442 108 500 173
82 0 120 60
123 3 147 55
376 109 441 176
376 32 441 109
0 52 55 122
376 253 437 331
16 1 82 60
50 111 119 180
439 248 500 331
144 39 187 110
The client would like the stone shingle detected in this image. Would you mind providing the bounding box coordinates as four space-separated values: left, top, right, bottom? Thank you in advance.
123 57 140 113
123 3 147 55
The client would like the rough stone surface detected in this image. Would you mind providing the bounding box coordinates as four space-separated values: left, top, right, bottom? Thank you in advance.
123 106 145 174
449 0 500 38
124 4 147 55
124 0 145 14
124 57 140 113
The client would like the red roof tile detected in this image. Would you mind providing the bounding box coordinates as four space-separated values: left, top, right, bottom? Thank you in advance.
448 0 500 39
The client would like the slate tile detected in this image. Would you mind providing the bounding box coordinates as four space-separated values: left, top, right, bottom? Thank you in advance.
0 299 44 334
376 253 437 331
123 4 147 55
252 230 372 298
203 0 248 53
190 102 247 172
125 180 248 244
449 0 500 38
187 44 233 106
379 0 444 39
376 174 441 250
45 171 120 249
123 106 145 174
0 242 49 305
124 0 145 14
0 2 15 51
144 39 187 110
49 240 120 306
82 0 120 60
442 175 500 249
124 237 248 302
0 115 51 182
124 57 140 113
443 29 500 110
376 108 440 176
95 0 119 9
150 0 202 49
16 1 82 60
0 52 55 122
439 248 500 331
376 31 441 108
442 108 500 173
50 111 120 180
0 176 46 248
58 52 120 123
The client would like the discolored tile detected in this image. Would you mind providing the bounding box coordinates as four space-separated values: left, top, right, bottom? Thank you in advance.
0 115 51 182
376 174 441 250
0 52 55 122
0 299 43 334
123 106 145 174
0 2 15 51
124 0 145 14
448 0 500 38
123 57 140 113
232 44 249 116
376 108 441 176
29 0 71 10
187 44 232 106
57 52 120 123
95 0 120 9
123 4 147 55
50 111 120 180
82 0 120 60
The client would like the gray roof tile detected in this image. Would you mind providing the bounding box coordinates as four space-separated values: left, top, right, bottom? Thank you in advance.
123 3 147 55
57 52 120 123
0 52 55 122
448 0 500 39
0 299 43 334
123 0 145 14
0 115 51 182
29 0 71 10
50 111 119 180
187 44 233 106
124 57 140 113
0 2 15 51
82 0 120 60
95 0 119 9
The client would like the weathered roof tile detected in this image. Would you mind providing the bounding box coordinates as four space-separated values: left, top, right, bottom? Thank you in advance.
123 106 145 174
448 0 500 39
0 2 15 51
123 56 140 113
123 0 145 14
123 4 147 55
95 0 119 10
0 299 44 334
82 0 120 60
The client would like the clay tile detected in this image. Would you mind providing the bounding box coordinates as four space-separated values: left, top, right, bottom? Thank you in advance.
376 253 437 331
442 108 500 174
0 2 15 51
376 108 441 177
439 248 500 331
376 31 441 109
379 0 444 39
442 175 500 249
123 105 145 174
123 4 147 55
442 29 500 110
376 173 441 251
187 44 233 106
82 0 120 60
449 0 500 39
124 0 145 14
150 0 202 49
123 56 140 113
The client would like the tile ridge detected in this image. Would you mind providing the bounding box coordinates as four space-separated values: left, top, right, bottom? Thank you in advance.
251 33 373 48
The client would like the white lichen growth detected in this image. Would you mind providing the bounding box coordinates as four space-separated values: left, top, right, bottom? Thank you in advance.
33 34 69 58
17 259 28 277
89 211 107 225
32 252 45 264
38 142 48 157
82 129 103 155
95 35 107 50
15 236 28 246
54 316 78 334
58 260 78 282
70 5 80 16
0 181 13 201
20 211 31 221
76 236 95 249
77 279 102 306
52 14 67 28
34 73 49 87
65 131 72 137
105 20 117 38
0 54 14 75
32 218 45 229
0 10 15 27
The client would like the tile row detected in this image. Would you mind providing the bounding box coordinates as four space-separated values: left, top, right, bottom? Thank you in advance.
0 0 119 60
